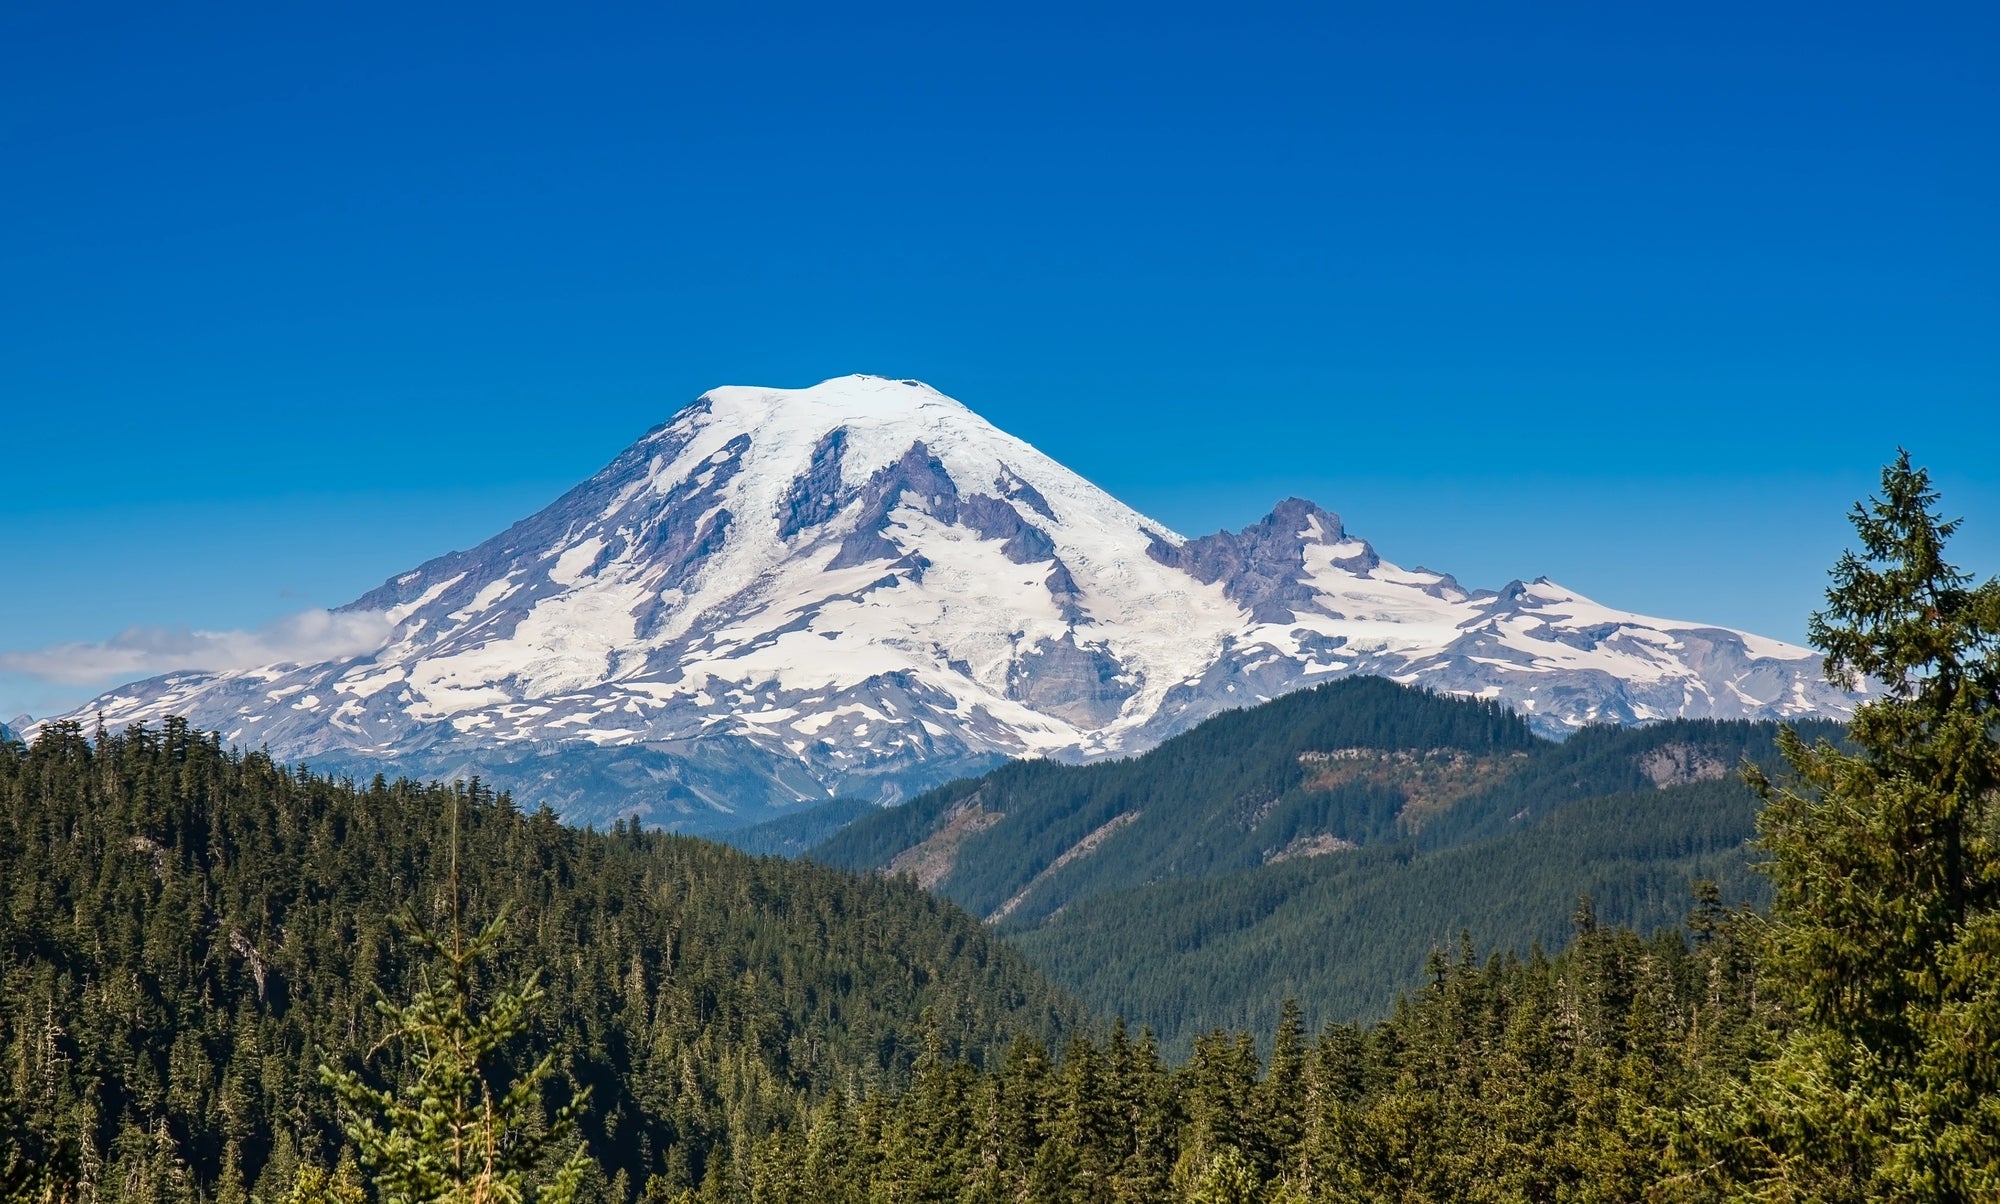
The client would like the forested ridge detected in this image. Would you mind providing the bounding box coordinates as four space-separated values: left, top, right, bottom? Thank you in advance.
0 721 1075 1201
1011 773 1779 1045
815 677 1843 1045
812 676 1541 914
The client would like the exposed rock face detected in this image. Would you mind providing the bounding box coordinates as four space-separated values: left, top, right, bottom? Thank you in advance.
43 376 1866 830
1007 633 1136 728
1265 833 1360 863
777 427 853 539
888 790 1004 890
1640 743 1731 788
1152 497 1353 623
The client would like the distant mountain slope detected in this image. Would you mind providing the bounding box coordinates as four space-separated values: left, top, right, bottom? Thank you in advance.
44 376 1863 829
710 796 881 859
812 677 1541 925
1010 775 1773 1046
811 677 1839 1046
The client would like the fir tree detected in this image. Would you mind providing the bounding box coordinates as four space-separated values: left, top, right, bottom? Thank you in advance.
1725 452 2000 1199
322 807 595 1204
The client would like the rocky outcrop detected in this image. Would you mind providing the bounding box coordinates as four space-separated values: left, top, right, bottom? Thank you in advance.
1007 633 1137 729
1640 743 1730 788
1151 497 1348 623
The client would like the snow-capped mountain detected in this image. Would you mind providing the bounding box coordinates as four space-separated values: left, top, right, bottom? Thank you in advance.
44 375 1862 828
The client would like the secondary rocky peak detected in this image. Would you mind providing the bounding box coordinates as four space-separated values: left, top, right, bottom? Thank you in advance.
1152 497 1361 623
1267 496 1345 540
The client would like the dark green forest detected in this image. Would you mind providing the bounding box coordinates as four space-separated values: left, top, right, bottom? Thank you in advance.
0 721 1789 1202
0 720 1074 1201
813 677 1844 1045
738 908 1778 1202
1011 774 1776 1046
5 454 1998 1201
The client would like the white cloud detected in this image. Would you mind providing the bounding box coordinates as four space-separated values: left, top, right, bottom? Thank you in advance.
0 610 394 685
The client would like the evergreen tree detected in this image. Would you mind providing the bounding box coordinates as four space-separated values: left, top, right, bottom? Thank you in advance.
1722 451 2000 1199
1 1082 80 1203
281 1163 366 1204
322 808 595 1204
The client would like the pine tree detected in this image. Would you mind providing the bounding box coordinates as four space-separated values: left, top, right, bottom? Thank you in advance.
1257 1000 1308 1182
1171 1032 1262 1197
1726 452 2000 1199
1183 1145 1260 1204
282 1163 367 1204
322 805 595 1204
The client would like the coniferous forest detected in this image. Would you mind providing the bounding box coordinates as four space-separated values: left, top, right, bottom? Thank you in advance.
6 453 1998 1200
0 723 1076 1201
811 679 1841 1047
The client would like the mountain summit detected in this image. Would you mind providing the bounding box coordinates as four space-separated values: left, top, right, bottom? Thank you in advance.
49 375 1862 827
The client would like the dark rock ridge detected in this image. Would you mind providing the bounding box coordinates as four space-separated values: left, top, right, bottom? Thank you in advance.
1151 497 1360 623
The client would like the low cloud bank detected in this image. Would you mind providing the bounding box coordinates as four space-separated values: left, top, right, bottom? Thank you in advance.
0 610 394 685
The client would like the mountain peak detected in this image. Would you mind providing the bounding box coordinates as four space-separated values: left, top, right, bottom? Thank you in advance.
48 378 1867 829
697 374 970 433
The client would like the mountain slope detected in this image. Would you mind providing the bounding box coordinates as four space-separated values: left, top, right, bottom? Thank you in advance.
46 375 1863 828
812 677 1542 924
812 678 1839 1045
710 796 881 858
0 719 1080 1197
1008 775 1774 1045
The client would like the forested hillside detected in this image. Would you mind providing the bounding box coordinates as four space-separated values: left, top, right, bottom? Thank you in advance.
709 798 880 859
812 677 1839 1044
737 906 1778 1201
0 720 1077 1201
1012 773 1776 1042
813 677 1539 921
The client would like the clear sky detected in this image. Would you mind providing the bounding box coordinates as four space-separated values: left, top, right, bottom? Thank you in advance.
2 1 1995 722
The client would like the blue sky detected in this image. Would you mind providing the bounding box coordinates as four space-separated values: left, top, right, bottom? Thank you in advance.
2 1 1995 721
